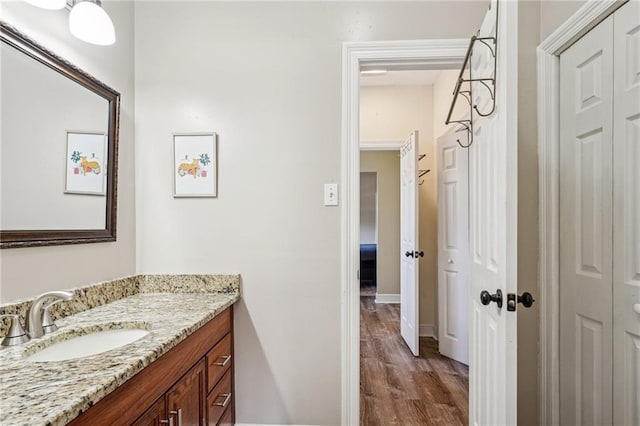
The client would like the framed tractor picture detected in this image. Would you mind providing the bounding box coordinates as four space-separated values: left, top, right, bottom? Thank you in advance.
173 133 217 197
65 131 106 195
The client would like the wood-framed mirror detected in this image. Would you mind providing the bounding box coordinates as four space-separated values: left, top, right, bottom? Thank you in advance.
0 22 120 249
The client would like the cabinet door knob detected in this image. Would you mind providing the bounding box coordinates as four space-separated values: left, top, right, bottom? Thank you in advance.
405 251 414 258
160 418 174 426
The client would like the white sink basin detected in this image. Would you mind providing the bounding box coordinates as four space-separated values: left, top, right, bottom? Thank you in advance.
26 328 150 362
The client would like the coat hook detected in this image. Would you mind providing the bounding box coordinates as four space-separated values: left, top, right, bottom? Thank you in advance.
457 133 473 149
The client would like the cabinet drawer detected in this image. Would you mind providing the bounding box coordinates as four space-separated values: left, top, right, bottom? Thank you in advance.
206 333 232 392
207 369 232 425
217 404 234 426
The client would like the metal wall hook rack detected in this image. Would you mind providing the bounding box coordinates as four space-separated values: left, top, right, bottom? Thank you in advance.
418 168 430 186
445 0 499 149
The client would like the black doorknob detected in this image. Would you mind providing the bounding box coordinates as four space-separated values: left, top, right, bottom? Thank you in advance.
415 251 424 258
518 292 535 308
480 289 503 308
405 251 414 258
506 291 536 311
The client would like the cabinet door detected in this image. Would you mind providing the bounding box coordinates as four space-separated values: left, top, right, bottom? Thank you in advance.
167 360 206 426
132 398 167 426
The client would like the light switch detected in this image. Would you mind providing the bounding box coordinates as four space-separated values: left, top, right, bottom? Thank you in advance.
324 183 338 206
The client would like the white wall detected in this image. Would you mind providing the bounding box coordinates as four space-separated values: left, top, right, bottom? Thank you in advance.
134 2 486 424
0 1 136 302
540 0 587 41
360 172 377 245
518 2 541 425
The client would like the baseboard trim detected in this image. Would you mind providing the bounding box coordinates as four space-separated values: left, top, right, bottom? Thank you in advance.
374 293 400 304
419 324 437 339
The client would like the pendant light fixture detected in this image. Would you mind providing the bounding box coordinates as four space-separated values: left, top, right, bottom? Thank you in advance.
69 0 116 46
23 0 67 10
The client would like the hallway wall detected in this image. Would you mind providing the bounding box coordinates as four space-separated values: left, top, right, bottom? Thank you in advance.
360 85 437 335
433 69 466 141
360 172 377 245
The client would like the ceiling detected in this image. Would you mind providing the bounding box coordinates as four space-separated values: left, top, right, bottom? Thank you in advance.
359 70 444 87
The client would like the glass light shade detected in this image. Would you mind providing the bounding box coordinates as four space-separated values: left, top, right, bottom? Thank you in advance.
69 1 116 46
23 0 67 10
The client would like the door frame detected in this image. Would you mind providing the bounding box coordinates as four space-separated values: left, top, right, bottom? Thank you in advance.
537 0 626 424
341 39 467 425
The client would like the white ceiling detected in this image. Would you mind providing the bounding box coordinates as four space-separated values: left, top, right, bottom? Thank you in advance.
360 70 443 87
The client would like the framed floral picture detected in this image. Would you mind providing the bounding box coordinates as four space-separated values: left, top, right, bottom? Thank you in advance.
173 133 217 197
65 131 107 195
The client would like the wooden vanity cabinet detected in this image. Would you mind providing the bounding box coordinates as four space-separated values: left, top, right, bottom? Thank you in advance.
131 398 166 426
166 360 206 425
69 306 234 426
217 406 234 426
133 360 206 426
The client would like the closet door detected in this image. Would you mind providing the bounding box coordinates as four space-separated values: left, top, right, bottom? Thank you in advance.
612 2 640 425
559 14 614 426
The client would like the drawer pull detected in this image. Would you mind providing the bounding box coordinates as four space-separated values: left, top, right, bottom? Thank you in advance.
169 408 182 426
214 392 232 408
214 355 231 367
160 418 174 426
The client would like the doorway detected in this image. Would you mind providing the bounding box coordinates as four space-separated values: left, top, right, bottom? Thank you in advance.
344 3 521 424
358 69 470 424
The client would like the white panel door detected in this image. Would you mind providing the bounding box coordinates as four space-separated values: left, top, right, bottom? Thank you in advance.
613 2 640 425
559 14 614 426
437 131 469 365
468 1 518 424
400 131 419 356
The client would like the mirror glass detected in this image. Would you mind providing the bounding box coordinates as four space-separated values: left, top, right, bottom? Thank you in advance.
0 23 119 248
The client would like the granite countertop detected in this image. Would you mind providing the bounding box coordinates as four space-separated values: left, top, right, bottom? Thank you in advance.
0 276 240 426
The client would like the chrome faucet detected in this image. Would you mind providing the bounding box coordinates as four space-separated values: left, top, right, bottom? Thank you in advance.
26 291 73 338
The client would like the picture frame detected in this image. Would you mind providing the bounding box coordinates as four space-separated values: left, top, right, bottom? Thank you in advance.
173 133 217 198
65 131 107 196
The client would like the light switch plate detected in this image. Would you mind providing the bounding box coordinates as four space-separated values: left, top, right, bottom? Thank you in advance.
324 183 338 206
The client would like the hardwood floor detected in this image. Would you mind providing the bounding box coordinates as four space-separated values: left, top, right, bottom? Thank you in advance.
360 295 469 426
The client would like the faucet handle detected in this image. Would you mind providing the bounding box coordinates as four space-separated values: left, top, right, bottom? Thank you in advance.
41 300 66 335
0 314 30 346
